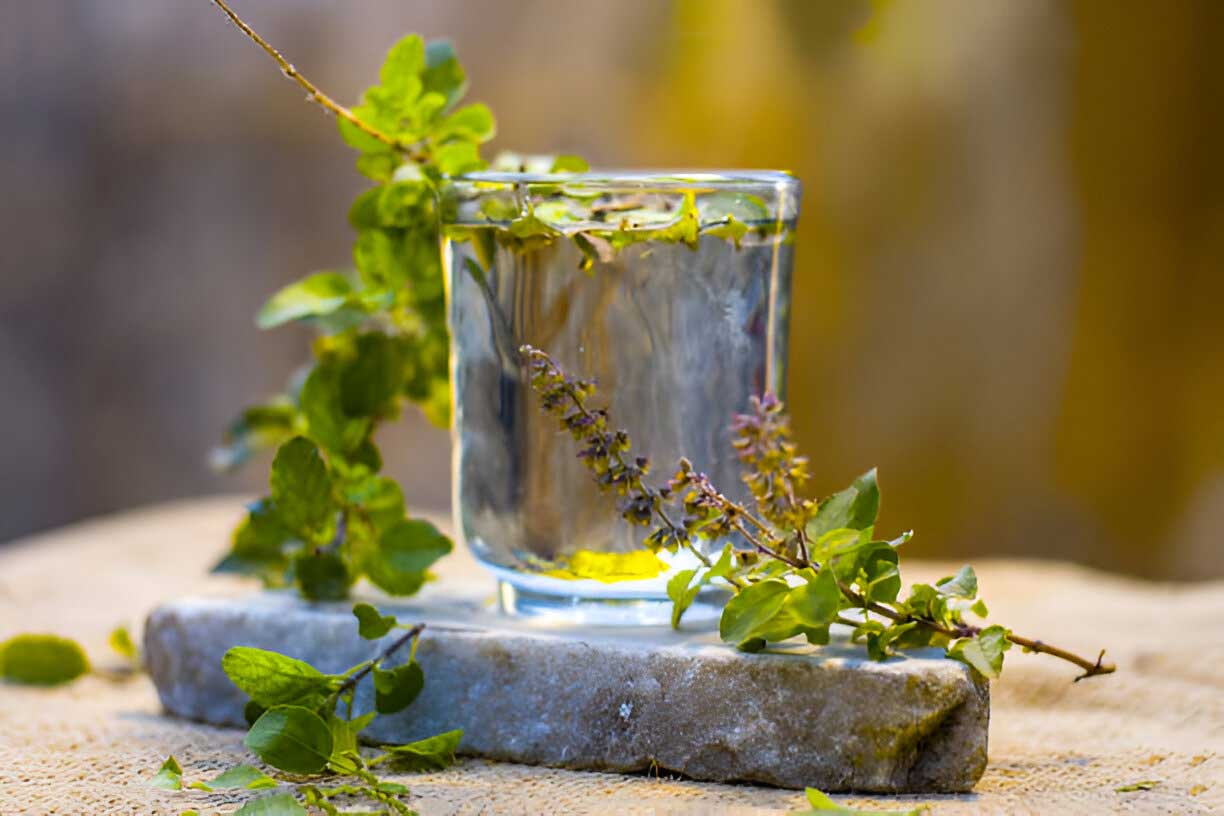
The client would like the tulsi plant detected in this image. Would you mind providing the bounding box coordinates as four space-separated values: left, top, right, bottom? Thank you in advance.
521 346 1115 682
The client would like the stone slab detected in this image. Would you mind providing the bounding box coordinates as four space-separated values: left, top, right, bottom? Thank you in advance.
145 588 988 793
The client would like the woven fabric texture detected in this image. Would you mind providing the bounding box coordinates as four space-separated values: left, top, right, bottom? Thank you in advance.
0 497 1220 815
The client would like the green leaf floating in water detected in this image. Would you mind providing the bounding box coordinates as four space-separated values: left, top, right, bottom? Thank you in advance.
549 154 589 173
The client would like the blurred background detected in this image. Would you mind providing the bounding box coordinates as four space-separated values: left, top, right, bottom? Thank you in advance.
2 0 1221 579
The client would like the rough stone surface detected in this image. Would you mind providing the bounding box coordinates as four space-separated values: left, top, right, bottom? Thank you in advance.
145 590 988 793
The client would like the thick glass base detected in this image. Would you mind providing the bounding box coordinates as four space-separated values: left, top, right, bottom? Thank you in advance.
496 578 728 627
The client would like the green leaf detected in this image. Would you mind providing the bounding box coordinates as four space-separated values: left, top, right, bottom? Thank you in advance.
379 35 425 95
337 114 390 154
148 755 183 790
948 625 1011 679
796 786 926 815
353 229 405 291
785 567 841 628
936 565 978 599
864 622 917 661
422 40 468 110
718 579 790 644
341 333 406 417
365 519 452 596
747 607 829 647
807 469 880 538
811 527 866 563
325 710 376 773
637 190 699 249
703 543 734 581
257 272 353 329
244 699 268 726
1115 780 1160 792
214 401 297 471
221 646 337 710
377 180 429 227
847 469 880 528
703 215 750 248
666 569 700 629
549 155 589 173
245 705 335 775
434 103 495 143
188 764 278 791
215 499 294 582
300 364 372 456
234 793 307 816
342 475 404 531
434 141 484 176
857 542 902 604
380 729 463 771
294 550 352 602
0 634 89 686
348 187 384 230
736 636 768 653
354 151 398 182
353 603 397 640
373 661 425 714
108 625 138 663
269 438 334 541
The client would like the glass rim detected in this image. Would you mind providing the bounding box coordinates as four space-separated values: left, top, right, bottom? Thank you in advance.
444 169 799 193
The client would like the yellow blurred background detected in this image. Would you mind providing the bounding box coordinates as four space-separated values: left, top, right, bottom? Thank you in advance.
2 1 1221 579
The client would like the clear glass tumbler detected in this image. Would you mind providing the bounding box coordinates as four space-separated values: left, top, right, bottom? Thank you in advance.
441 171 800 624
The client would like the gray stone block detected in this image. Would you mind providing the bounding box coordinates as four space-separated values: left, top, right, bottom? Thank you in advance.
144 591 988 792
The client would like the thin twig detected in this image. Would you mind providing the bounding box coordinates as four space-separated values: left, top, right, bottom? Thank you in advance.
209 0 404 153
1008 636 1115 680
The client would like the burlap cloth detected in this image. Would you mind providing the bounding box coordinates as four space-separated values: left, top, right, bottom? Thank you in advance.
0 497 1219 815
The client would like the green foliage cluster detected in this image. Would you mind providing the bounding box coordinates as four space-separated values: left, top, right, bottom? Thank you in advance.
215 17 787 605
212 33 494 600
208 2 1111 681
155 603 460 815
521 346 1114 681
